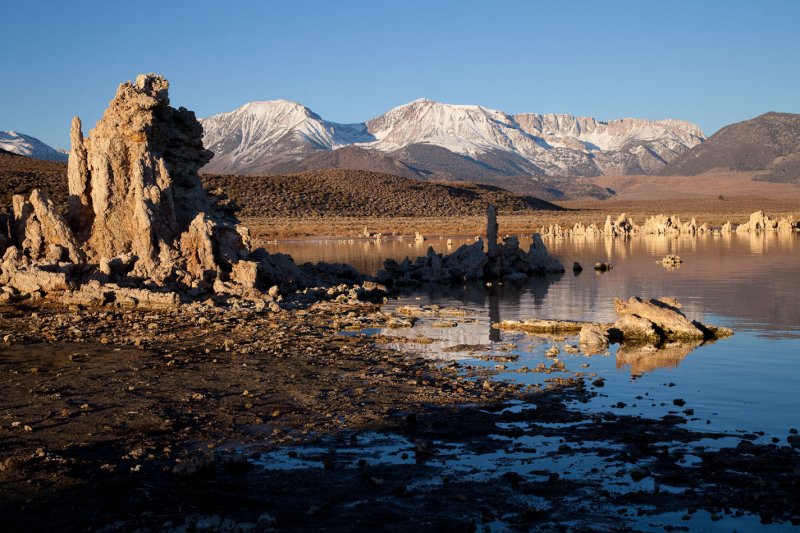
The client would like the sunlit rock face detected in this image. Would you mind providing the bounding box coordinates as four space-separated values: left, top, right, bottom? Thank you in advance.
0 74 324 307
68 74 216 279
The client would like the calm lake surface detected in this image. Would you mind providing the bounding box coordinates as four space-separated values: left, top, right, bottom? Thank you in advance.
261 232 800 530
271 232 800 440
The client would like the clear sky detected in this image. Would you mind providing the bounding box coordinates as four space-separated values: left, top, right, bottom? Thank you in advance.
2 0 798 148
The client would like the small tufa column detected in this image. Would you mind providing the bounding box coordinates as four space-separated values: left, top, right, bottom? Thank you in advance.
487 204 498 258
66 116 92 239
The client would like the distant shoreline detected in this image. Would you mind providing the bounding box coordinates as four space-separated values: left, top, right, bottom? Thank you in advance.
246 197 800 240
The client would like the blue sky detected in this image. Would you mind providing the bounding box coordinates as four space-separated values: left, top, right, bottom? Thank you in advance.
2 0 798 148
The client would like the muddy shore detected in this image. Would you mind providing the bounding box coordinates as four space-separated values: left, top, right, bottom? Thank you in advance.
1 297 798 531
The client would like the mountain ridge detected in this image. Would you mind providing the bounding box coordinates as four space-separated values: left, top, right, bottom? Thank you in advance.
0 131 68 162
199 99 705 179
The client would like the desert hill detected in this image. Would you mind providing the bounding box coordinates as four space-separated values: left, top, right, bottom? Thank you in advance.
0 153 560 219
661 112 800 183
0 150 68 210
201 169 561 218
250 145 613 201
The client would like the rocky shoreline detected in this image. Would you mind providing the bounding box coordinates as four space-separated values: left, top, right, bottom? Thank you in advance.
1 295 799 530
1 74 799 531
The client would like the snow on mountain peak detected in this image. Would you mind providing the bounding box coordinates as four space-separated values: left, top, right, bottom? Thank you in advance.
363 99 532 156
0 130 68 161
199 98 706 177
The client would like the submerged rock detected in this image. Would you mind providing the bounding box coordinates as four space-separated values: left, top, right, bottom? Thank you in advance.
492 296 731 365
660 255 683 267
493 319 594 334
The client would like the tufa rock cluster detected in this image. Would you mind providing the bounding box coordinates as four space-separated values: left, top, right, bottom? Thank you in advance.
539 211 798 238
0 74 317 308
378 205 564 285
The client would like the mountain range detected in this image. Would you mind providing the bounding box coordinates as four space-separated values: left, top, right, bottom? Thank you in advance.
0 131 68 162
5 106 799 197
199 99 706 183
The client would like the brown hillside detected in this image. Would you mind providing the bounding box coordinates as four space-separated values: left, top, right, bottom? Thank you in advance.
661 112 800 182
0 151 68 211
0 154 558 218
266 146 434 181
201 169 561 218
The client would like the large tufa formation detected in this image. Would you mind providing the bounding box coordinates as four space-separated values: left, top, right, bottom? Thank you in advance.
0 74 304 306
66 74 228 280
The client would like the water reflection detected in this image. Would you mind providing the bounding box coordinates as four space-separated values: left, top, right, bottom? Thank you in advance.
303 231 800 437
271 232 800 334
615 340 703 375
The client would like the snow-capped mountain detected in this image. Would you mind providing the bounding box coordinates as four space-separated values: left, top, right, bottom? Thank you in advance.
0 131 68 161
200 100 371 174
199 99 705 178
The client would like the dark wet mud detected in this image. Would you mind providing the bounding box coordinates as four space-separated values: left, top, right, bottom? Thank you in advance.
1 301 798 531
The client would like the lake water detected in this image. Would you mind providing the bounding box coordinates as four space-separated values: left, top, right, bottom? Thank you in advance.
271 232 800 439
262 232 800 529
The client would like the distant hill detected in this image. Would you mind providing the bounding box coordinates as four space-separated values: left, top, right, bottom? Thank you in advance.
237 144 613 201
661 112 800 183
0 153 560 218
201 169 561 218
268 146 433 181
0 151 68 211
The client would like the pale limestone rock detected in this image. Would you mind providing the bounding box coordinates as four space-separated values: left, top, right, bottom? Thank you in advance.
230 260 260 290
736 210 777 232
526 234 564 273
579 324 609 351
0 268 69 294
614 296 704 340
60 280 180 309
67 116 91 238
179 213 218 283
603 215 614 236
493 319 590 334
0 73 314 304
379 208 563 284
99 253 136 278
68 73 213 278
442 240 488 281
12 190 83 263
613 314 662 343
777 216 796 232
